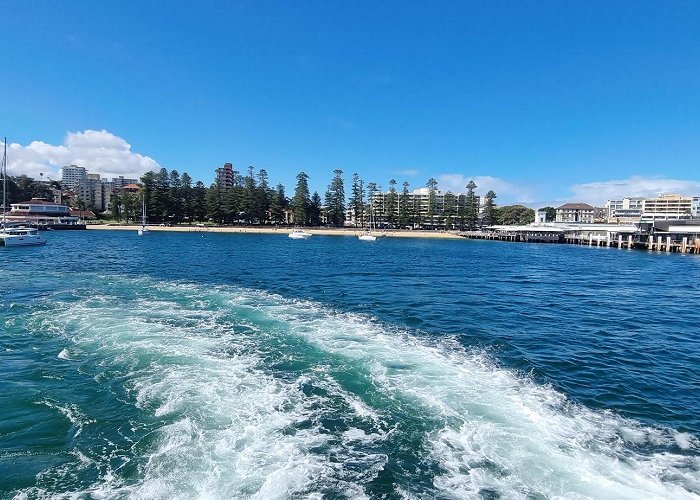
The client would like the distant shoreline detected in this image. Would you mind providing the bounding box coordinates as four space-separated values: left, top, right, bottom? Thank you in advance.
85 224 465 239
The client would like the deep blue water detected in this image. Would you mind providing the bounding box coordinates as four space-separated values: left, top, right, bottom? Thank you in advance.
1 230 699 498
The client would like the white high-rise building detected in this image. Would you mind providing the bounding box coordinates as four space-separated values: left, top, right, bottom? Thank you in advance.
692 197 700 218
61 165 87 189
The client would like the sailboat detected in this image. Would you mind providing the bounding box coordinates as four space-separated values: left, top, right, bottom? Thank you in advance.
137 194 149 236
0 138 47 247
358 200 378 242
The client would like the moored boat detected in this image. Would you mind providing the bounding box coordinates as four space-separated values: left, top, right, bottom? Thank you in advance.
0 138 48 247
289 229 312 239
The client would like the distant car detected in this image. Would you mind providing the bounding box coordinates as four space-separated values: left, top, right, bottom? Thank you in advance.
195 223 205 227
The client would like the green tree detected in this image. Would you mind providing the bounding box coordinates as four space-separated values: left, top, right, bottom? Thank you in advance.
309 191 322 226
456 194 467 228
292 172 310 225
270 183 288 225
121 192 138 222
241 166 257 224
540 206 556 222
350 173 365 227
482 190 497 226
169 170 183 223
110 192 121 220
386 179 398 227
192 181 207 221
181 172 193 221
206 183 223 223
399 181 412 228
255 169 271 224
324 169 345 227
495 205 535 225
443 191 456 229
5 175 54 203
465 180 479 230
426 178 438 228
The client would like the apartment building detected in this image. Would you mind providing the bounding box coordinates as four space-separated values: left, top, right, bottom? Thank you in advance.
61 165 87 189
641 194 692 222
605 197 644 223
216 163 235 190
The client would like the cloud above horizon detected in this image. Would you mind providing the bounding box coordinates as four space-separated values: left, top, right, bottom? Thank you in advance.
5 130 160 181
436 174 536 203
568 176 700 205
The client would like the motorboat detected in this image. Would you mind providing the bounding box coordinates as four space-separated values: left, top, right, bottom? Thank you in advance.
288 229 312 239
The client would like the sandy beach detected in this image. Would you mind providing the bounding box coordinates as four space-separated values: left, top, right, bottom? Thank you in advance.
86 224 465 239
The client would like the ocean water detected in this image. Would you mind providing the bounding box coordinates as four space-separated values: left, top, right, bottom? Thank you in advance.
1 230 699 499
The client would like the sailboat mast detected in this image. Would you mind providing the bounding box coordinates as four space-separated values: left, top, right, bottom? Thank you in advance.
2 138 6 229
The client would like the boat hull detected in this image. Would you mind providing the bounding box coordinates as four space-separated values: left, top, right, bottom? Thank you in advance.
1 234 47 246
289 231 312 239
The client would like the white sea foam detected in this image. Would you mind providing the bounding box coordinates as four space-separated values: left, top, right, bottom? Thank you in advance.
237 289 700 499
16 277 700 499
18 283 387 499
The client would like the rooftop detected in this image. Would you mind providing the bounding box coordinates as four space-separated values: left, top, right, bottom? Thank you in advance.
558 203 594 210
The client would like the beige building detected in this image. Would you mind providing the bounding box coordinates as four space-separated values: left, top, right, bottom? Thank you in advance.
641 194 692 222
556 203 595 223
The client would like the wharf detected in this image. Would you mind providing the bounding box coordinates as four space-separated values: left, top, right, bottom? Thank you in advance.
461 222 700 255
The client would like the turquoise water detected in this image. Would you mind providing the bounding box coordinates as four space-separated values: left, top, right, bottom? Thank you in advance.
1 230 699 498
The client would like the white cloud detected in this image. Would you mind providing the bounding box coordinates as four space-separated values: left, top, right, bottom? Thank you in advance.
436 174 536 203
569 176 700 205
4 130 160 181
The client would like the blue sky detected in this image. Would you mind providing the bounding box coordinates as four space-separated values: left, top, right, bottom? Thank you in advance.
3 0 700 205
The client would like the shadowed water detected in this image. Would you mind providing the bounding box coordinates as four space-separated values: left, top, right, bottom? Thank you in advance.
1 230 699 498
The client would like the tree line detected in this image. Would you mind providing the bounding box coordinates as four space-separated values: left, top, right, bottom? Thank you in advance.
2 169 539 228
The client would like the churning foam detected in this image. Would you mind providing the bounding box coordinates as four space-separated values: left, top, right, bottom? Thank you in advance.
14 277 700 499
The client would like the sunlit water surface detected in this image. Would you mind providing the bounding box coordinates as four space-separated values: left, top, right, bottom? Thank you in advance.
1 230 699 498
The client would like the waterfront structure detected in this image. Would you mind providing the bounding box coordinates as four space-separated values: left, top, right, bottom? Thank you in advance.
556 203 594 223
61 165 87 189
640 193 692 222
5 198 81 226
536 210 547 223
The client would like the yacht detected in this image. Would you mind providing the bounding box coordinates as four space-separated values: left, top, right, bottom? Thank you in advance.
288 229 312 239
0 226 47 246
1 138 47 247
358 200 379 242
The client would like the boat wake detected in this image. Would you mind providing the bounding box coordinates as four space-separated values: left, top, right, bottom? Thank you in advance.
12 276 700 499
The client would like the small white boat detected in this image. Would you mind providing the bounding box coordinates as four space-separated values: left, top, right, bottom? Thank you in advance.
358 199 379 242
358 231 377 242
288 229 312 239
0 226 47 246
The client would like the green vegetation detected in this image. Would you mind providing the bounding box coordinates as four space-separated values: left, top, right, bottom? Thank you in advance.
495 205 535 225
7 165 537 230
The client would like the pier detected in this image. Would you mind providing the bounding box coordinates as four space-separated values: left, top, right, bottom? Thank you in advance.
461 221 700 254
